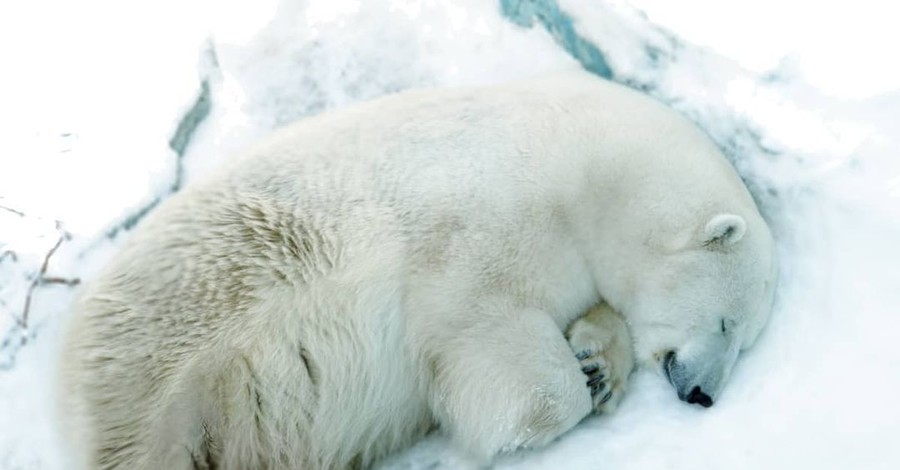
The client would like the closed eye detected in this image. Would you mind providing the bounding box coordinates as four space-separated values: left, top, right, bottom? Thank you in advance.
721 318 738 336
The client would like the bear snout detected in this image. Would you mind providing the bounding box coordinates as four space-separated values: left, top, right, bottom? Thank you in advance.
663 351 715 408
685 386 714 408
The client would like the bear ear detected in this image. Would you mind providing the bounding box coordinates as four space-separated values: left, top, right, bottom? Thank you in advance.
703 214 746 247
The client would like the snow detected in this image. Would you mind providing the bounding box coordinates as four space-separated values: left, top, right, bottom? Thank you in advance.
1 1 898 468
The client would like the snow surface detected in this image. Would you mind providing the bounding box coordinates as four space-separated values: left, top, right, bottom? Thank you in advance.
1 0 898 468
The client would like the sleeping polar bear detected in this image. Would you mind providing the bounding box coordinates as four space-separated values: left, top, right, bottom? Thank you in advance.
59 70 777 469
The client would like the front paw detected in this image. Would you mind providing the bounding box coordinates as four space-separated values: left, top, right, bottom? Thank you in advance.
573 348 621 413
567 303 634 414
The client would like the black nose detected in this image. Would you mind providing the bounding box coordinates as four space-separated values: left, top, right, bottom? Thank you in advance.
685 386 714 408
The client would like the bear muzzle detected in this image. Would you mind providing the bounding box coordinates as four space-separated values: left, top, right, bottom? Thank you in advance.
663 351 715 408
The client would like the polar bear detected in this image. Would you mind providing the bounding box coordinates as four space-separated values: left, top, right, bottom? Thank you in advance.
58 70 777 469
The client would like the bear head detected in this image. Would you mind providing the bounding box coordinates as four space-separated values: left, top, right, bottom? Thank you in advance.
621 212 777 407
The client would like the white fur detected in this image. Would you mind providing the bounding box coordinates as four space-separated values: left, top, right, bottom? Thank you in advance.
58 70 776 469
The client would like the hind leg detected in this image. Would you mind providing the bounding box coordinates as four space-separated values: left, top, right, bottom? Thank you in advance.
66 389 207 470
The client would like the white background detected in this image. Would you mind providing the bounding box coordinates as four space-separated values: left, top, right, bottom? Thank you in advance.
1 1 898 468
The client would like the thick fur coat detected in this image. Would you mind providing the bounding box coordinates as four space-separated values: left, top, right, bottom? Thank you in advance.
59 70 776 469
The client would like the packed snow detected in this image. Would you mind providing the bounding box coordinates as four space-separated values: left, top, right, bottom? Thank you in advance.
1 1 898 469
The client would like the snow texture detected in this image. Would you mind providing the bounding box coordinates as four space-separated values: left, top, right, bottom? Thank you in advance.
1 0 898 468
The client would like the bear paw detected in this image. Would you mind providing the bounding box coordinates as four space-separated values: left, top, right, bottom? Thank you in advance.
566 303 634 414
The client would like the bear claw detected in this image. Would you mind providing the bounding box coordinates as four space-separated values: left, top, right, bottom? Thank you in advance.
597 390 613 405
573 349 621 412
587 374 605 388
566 303 635 414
